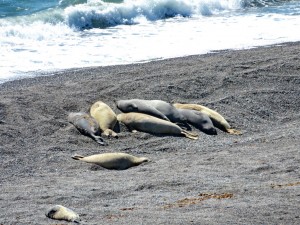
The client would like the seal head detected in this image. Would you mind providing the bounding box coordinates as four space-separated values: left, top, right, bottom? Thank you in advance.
46 205 80 223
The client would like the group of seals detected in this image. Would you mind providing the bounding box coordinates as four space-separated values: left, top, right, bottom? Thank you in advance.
117 99 187 125
47 99 241 223
68 99 240 145
117 99 240 136
173 103 241 135
68 101 118 145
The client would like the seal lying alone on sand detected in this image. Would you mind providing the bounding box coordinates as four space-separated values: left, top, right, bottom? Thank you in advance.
46 205 80 223
116 99 188 126
173 103 241 135
72 152 149 170
90 101 118 138
67 112 106 145
117 112 198 140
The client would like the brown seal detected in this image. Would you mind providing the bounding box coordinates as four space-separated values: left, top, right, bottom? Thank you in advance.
173 103 241 135
67 112 106 145
72 152 149 170
45 205 80 223
117 112 198 140
90 101 118 138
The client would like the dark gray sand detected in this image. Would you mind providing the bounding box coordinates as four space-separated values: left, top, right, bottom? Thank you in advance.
0 42 300 225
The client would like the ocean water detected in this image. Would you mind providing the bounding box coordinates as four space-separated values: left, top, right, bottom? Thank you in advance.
0 0 300 83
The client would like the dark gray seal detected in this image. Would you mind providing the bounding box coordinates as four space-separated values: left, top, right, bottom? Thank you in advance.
177 108 217 135
116 99 188 126
67 112 106 145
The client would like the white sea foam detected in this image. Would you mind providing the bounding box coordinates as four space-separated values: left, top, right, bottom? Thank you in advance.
0 0 300 83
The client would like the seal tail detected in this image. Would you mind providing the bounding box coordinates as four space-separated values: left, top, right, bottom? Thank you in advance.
181 130 198 140
72 154 85 160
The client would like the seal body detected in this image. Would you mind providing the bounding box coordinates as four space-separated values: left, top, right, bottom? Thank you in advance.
72 152 149 170
90 101 118 137
67 112 106 145
117 112 198 140
46 205 80 223
177 108 217 135
173 103 241 135
116 99 187 125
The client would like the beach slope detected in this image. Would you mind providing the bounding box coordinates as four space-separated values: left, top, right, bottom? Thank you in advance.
0 42 299 224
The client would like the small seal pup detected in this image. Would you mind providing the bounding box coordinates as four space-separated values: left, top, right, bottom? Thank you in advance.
67 112 106 145
45 205 80 223
90 101 118 138
72 152 149 170
116 99 188 126
177 108 217 135
117 112 198 140
173 103 241 135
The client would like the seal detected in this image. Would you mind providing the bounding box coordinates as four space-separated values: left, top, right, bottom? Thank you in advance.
72 152 149 170
90 101 118 138
45 205 80 223
173 103 241 135
67 112 106 145
116 99 188 126
176 108 217 135
117 112 198 140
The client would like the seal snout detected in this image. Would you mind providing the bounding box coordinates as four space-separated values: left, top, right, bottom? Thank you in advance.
209 127 218 135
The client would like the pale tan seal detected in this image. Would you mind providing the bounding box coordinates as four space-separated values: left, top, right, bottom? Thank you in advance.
72 152 149 170
117 112 198 140
90 101 118 138
67 112 106 145
173 103 241 135
45 205 80 223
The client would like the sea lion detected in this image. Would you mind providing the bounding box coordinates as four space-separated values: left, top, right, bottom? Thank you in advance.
177 108 217 135
67 112 106 145
117 112 198 140
173 103 241 135
90 101 118 138
45 205 80 223
116 99 188 126
72 152 149 170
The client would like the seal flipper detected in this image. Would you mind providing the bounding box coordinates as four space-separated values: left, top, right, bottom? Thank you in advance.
181 130 198 140
72 154 84 160
103 129 118 138
74 218 81 223
226 128 242 135
91 134 107 145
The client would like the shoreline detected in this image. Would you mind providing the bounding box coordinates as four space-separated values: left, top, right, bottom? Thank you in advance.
1 41 299 88
0 42 299 224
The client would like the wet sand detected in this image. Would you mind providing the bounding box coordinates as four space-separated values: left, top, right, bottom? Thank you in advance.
0 42 300 224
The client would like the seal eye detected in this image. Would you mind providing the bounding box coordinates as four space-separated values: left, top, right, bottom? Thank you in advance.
128 104 138 112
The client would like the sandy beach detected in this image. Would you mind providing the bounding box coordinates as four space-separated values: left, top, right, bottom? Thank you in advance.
0 42 300 224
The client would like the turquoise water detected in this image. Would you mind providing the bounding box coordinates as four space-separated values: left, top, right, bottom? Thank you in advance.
0 0 300 83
